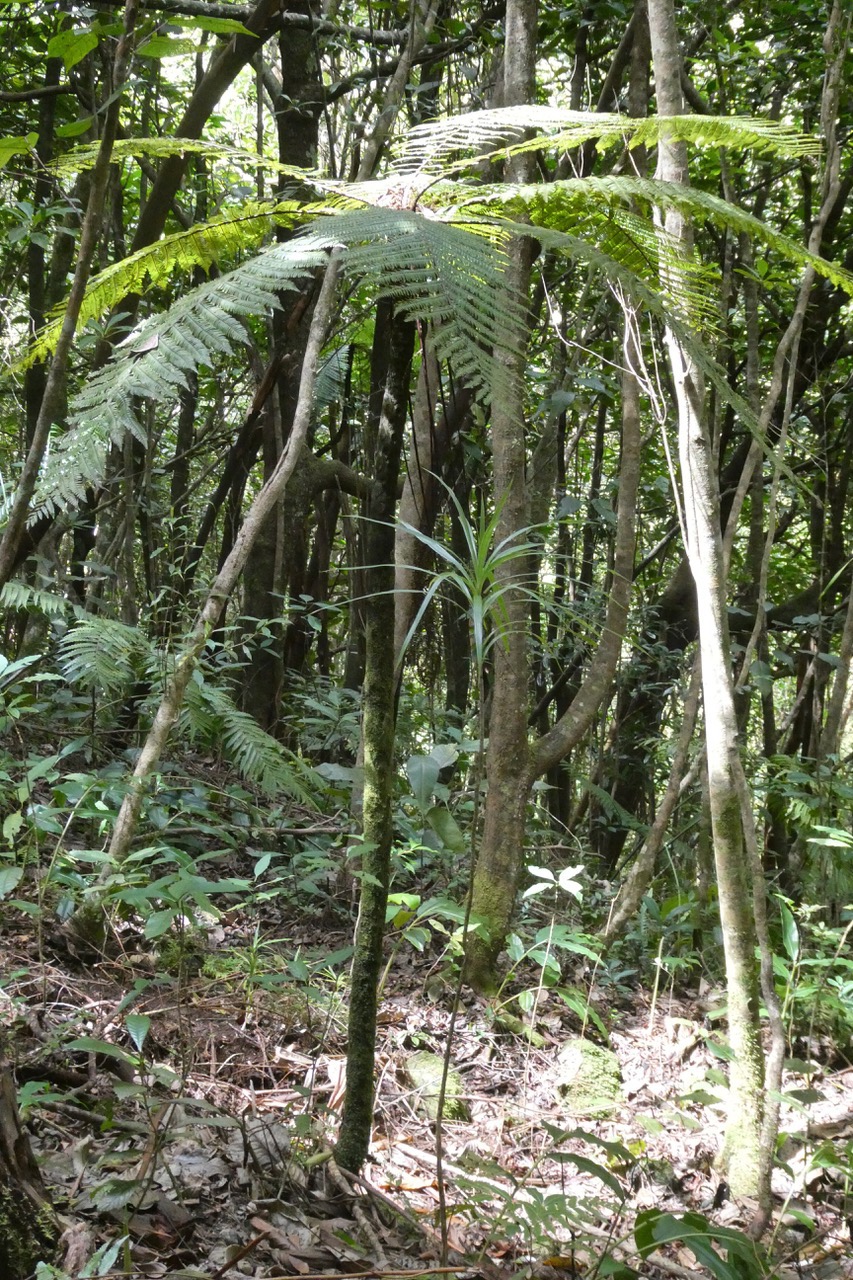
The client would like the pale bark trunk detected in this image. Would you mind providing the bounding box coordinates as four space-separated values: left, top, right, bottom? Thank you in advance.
647 0 768 1205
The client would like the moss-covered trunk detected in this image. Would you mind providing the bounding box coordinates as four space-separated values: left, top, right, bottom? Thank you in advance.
0 1059 57 1278
462 0 538 995
335 302 415 1172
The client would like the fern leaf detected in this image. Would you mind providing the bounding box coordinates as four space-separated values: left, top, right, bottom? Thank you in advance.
399 106 819 175
59 617 155 693
51 136 338 186
22 202 305 369
0 580 86 620
183 677 320 802
31 209 525 519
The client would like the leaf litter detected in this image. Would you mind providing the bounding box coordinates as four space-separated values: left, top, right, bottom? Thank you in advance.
1 870 852 1280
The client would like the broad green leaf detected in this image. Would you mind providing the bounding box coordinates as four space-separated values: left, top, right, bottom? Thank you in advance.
0 866 24 897
426 804 466 853
138 35 196 58
406 752 441 809
778 897 799 962
125 1014 150 1053
143 908 177 938
47 29 98 70
57 117 94 139
0 133 37 169
171 14 255 35
428 743 459 770
67 1036 135 1065
551 1151 626 1199
3 811 23 843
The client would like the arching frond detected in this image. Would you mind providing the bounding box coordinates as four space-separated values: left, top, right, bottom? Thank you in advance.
59 617 154 693
51 136 334 186
32 209 524 519
182 677 320 802
503 216 780 474
454 175 853 304
314 344 354 420
0 580 85 620
451 182 720 330
399 106 819 175
23 202 299 368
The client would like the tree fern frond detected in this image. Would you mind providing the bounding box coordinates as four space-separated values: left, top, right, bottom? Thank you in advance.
51 136 338 187
22 201 305 369
314 344 354 419
30 238 331 520
399 106 818 175
183 677 320 802
59 617 155 693
508 216 801 483
455 183 720 330
622 114 819 158
456 175 853 305
0 580 85 620
31 209 524 520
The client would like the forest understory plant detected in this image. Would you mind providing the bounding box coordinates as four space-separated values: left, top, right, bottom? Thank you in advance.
4 3 853 1268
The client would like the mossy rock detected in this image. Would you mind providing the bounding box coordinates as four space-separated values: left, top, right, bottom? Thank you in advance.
404 1051 469 1122
555 1037 621 1118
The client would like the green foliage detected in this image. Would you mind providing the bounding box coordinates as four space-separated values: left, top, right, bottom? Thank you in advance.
52 614 318 802
399 483 544 669
31 208 525 518
635 1209 771 1279
773 887 853 1054
183 674 319 803
398 105 820 176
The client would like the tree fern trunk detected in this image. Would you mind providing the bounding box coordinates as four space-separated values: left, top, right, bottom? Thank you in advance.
463 0 538 993
336 302 415 1172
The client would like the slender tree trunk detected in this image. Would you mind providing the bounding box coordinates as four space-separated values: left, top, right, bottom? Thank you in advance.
463 0 538 993
336 304 415 1173
647 0 766 1202
0 1043 58 1278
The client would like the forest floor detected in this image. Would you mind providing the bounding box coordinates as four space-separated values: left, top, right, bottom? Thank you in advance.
2 827 853 1280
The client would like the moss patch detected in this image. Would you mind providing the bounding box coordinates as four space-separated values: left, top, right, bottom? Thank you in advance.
405 1051 469 1121
555 1037 622 1118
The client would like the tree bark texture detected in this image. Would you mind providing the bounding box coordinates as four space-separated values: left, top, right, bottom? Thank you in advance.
335 303 415 1172
463 0 538 993
647 0 766 1203
0 1054 57 1278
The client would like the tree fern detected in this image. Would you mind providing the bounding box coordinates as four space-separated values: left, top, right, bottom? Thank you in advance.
24 107 848 523
397 105 820 175
59 616 153 692
455 176 853 299
56 615 318 801
182 675 319 802
314 344 354 421
0 580 85 621
23 201 300 368
50 136 333 184
31 209 525 518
